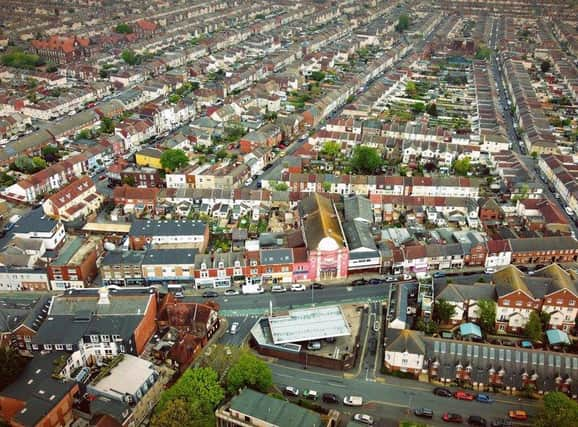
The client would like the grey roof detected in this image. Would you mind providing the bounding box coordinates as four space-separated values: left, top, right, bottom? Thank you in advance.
344 195 373 223
509 236 578 252
47 110 99 138
129 219 207 237
101 251 145 267
0 294 50 333
13 209 59 234
1 353 77 425
386 329 426 355
260 248 293 265
343 220 377 251
141 248 198 265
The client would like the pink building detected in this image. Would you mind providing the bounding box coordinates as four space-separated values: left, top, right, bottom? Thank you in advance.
299 194 349 281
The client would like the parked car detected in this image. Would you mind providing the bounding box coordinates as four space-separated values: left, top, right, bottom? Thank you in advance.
454 391 475 401
385 276 397 282
224 289 239 296
343 395 363 406
414 408 434 418
475 393 494 403
229 322 239 334
283 386 299 397
433 271 446 278
401 274 413 281
322 393 338 404
310 282 324 289
468 415 487 426
202 291 219 298
271 285 287 293
508 410 528 421
490 419 512 427
307 341 321 351
175 291 184 299
368 278 384 285
442 413 463 423
433 387 453 397
353 414 374 425
303 389 318 400
351 278 368 286
372 321 380 332
290 283 306 292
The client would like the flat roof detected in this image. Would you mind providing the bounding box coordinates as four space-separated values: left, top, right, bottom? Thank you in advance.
90 354 155 397
268 305 351 344
82 223 131 233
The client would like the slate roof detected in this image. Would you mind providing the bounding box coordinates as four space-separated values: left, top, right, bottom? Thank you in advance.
343 220 377 251
13 209 59 234
343 195 373 223
386 329 426 355
141 249 198 265
436 282 497 302
259 248 293 265
129 219 207 237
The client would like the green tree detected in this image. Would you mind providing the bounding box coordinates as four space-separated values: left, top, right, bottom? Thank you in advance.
0 347 28 389
215 149 227 160
32 157 46 170
320 140 341 159
426 102 438 116
1 49 43 69
322 181 332 192
14 157 37 173
434 299 456 324
350 146 383 174
531 151 538 160
405 81 418 98
475 46 492 60
41 145 60 162
99 117 115 134
0 172 16 187
114 23 133 34
157 367 224 414
411 102 425 113
122 175 136 187
540 60 551 73
452 157 472 176
152 398 214 427
197 345 241 380
77 129 91 140
396 14 410 32
121 49 140 66
273 182 289 191
524 311 543 342
310 71 325 82
160 148 189 172
477 299 496 334
226 351 273 395
534 392 578 427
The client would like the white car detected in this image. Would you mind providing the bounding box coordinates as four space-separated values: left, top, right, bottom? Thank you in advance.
402 274 413 281
343 395 363 406
224 289 239 296
290 283 306 292
271 285 287 293
565 206 574 216
229 322 239 334
353 414 374 425
245 178 253 186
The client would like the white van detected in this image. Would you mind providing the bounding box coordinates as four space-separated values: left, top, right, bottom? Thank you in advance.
242 286 265 295
343 396 363 406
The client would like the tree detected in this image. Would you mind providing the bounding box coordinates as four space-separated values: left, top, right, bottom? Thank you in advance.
1 49 43 69
215 149 227 160
310 71 325 82
540 60 551 73
0 347 28 389
524 311 543 342
32 157 46 170
42 145 60 162
534 392 578 427
477 299 496 334
151 398 212 427
226 351 273 395
273 182 289 191
434 299 456 324
426 102 438 116
160 148 189 172
77 129 91 140
475 46 492 60
411 102 425 113
424 162 437 173
350 146 383 174
405 81 418 98
157 367 224 414
114 23 133 34
122 175 136 187
452 157 472 176
0 172 16 187
121 49 140 66
320 140 341 159
396 14 410 32
322 181 332 192
197 345 241 380
99 117 115 134
14 157 37 173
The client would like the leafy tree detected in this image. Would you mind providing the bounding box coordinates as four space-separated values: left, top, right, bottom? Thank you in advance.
0 347 28 389
320 140 341 159
531 151 538 160
114 23 133 34
121 49 140 66
197 345 241 380
415 318 438 335
477 299 496 334
157 367 224 414
405 81 418 98
99 117 115 134
434 298 456 324
452 157 472 176
411 102 425 113
215 149 228 160
396 14 410 32
41 145 60 162
310 71 325 82
99 69 109 79
424 162 437 173
224 125 245 143
14 157 37 173
0 172 16 187
46 64 58 73
226 351 273 395
151 398 213 427
122 175 135 187
524 311 542 341
160 148 188 172
534 392 578 427
1 49 43 69
322 181 332 192
32 157 46 170
273 182 289 191
426 102 438 116
540 60 551 73
350 146 383 174
475 46 492 60
77 129 91 140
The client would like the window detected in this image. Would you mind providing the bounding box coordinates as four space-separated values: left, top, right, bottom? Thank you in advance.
66 344 73 351
90 335 99 343
101 335 110 342
44 344 53 350
55 344 64 350
402 358 408 365
556 299 563 305
112 335 121 341
515 300 522 307
200 271 209 279
503 300 510 306
570 300 576 306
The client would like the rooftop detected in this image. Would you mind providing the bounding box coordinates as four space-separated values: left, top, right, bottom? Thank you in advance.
90 354 156 399
52 236 98 266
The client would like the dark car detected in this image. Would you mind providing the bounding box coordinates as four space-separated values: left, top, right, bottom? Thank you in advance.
368 278 385 285
433 271 446 278
202 291 219 298
310 282 325 289
468 416 487 426
322 393 338 404
433 387 453 397
414 408 434 418
351 278 368 286
368 337 377 354
442 413 463 423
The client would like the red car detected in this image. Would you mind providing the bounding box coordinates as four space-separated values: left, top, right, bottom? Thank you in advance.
442 413 463 423
454 391 475 401
508 410 528 420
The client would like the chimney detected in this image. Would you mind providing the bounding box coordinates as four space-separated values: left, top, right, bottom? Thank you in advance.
97 287 110 305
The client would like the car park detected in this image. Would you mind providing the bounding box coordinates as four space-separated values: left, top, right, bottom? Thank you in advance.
343 395 363 406
283 386 299 397
303 389 318 400
508 410 528 421
290 283 306 292
271 285 287 293
224 289 239 296
202 291 219 298
353 414 374 425
468 415 487 426
454 391 475 401
433 387 453 397
414 408 433 418
475 393 494 403
442 413 463 423
322 393 338 404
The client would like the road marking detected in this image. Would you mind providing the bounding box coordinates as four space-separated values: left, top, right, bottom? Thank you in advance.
366 400 407 409
275 373 292 378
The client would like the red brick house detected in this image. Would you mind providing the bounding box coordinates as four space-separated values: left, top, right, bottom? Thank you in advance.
479 198 504 223
113 185 160 210
509 236 578 264
31 35 91 64
47 237 101 290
